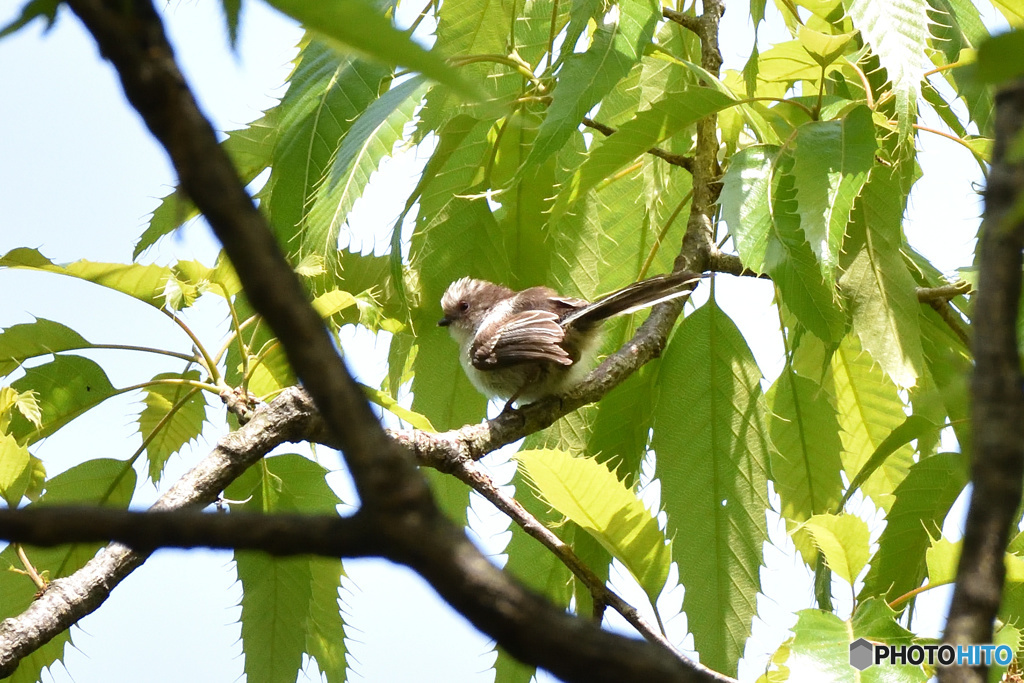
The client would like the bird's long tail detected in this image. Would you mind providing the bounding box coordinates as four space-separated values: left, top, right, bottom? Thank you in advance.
561 271 706 328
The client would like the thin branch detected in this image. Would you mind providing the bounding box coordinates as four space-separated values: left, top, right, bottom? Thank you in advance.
582 118 695 172
661 7 702 36
51 2 734 682
436 454 680 653
0 387 321 677
941 78 1024 683
916 282 973 302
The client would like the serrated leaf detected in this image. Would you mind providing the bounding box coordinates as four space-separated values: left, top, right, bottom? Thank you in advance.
527 0 661 165
846 0 929 140
721 145 777 272
0 432 32 506
770 155 847 343
831 335 914 511
266 43 391 272
515 448 671 603
926 537 1024 585
859 451 968 603
787 599 926 682
0 458 136 682
0 387 41 434
840 167 923 389
138 372 208 484
311 289 358 318
0 318 91 377
226 454 347 683
307 76 428 254
803 513 870 586
797 26 857 67
8 355 117 445
791 105 875 285
767 371 844 541
137 110 281 259
1 248 173 309
553 87 734 212
651 301 770 677
839 414 938 511
266 0 477 99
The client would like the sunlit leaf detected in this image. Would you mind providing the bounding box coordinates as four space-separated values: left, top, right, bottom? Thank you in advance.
137 371 208 484
226 454 347 683
802 512 870 586
515 447 672 603
652 301 770 677
8 356 117 445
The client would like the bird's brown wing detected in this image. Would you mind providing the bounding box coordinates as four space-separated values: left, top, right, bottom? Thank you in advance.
470 309 572 370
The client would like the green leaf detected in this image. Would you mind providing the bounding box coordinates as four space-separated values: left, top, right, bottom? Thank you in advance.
766 370 844 563
846 0 929 141
265 0 477 99
797 26 857 67
137 372 208 484
720 145 776 272
526 0 661 165
977 29 1024 84
0 458 136 682
266 44 392 272
652 301 770 677
1 248 174 309
770 155 847 343
802 512 870 586
0 432 32 506
927 537 1024 585
840 166 924 389
222 0 241 47
0 0 58 39
0 386 41 433
8 355 117 445
553 87 734 212
361 383 435 431
830 336 915 511
0 318 91 377
791 105 875 285
859 452 969 603
137 109 281 259
306 76 429 254
839 414 938 511
515 448 672 604
786 599 926 682
226 454 347 683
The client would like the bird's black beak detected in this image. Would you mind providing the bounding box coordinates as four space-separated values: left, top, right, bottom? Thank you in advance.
438 318 451 327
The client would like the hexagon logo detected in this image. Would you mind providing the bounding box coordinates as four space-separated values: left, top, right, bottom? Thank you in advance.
849 638 874 671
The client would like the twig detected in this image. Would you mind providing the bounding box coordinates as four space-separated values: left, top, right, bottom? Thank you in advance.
582 118 695 172
437 454 680 653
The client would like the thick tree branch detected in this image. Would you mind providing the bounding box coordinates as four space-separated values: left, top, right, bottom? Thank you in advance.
582 117 695 172
0 508 379 558
23 1 733 681
0 387 318 676
941 78 1024 683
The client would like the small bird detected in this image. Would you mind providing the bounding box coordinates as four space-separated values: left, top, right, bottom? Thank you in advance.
438 271 703 405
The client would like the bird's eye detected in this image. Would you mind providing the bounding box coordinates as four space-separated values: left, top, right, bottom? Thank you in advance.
458 300 470 313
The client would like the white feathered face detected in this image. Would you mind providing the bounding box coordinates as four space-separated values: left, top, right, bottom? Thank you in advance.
438 278 511 339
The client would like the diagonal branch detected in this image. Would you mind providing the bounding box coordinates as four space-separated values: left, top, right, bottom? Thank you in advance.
582 117 695 171
12 1 732 682
0 387 319 676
